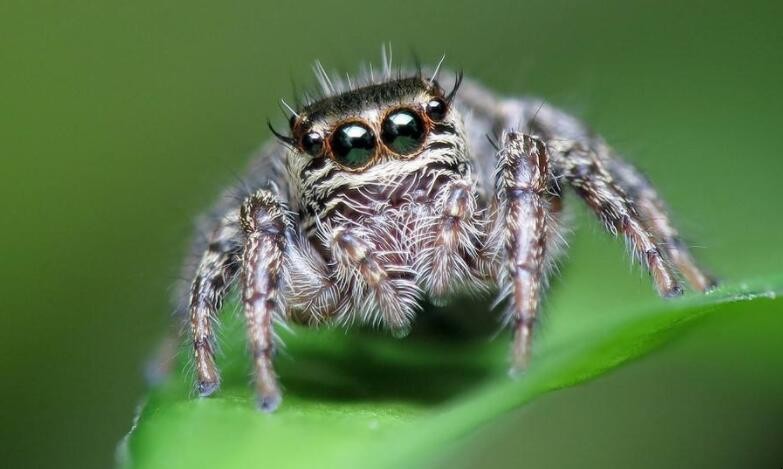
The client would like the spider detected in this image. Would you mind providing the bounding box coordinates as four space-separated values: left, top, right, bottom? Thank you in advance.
175 53 716 412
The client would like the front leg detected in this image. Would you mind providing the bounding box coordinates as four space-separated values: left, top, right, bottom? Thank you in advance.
493 132 554 373
239 189 291 412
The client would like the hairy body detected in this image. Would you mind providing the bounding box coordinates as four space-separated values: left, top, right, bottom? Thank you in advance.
174 58 716 411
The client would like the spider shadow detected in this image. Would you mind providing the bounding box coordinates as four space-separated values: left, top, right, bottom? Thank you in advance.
273 296 507 406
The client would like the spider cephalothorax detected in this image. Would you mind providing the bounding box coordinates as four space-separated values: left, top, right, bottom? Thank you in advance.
175 53 716 411
283 75 466 232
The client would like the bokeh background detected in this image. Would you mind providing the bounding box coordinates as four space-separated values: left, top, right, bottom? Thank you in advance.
2 0 782 468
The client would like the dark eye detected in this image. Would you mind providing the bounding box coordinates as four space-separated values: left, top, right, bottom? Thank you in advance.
330 122 376 169
425 98 448 121
301 131 323 156
381 109 426 155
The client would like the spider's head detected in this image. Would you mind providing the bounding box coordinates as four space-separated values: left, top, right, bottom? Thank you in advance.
283 74 462 172
274 71 467 226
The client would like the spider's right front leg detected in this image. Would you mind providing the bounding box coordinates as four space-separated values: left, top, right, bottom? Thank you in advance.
238 189 291 412
189 188 336 411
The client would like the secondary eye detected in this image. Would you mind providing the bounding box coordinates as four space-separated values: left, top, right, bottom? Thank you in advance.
301 131 323 156
425 98 448 121
330 122 376 169
381 109 426 155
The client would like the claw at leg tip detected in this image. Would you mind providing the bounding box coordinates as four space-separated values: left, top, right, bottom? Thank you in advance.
257 393 282 413
508 363 528 379
197 380 220 397
509 345 531 379
663 284 685 298
703 277 720 294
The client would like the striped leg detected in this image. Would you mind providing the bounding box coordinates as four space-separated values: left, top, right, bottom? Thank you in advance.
550 140 683 297
239 190 290 412
495 133 553 373
189 211 242 397
606 158 718 292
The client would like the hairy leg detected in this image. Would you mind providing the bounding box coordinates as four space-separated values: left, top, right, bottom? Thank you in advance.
549 139 683 297
605 158 717 292
239 189 292 412
415 179 485 301
284 237 342 325
465 93 713 295
493 132 554 372
327 220 420 333
189 210 242 396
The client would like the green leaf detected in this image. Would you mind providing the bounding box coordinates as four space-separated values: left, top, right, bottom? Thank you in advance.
118 278 781 469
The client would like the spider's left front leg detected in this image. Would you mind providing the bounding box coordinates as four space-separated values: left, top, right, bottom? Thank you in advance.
491 132 557 373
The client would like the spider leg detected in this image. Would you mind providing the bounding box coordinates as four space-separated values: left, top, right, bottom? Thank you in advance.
284 237 342 325
549 139 683 297
188 210 242 397
605 158 718 292
328 223 419 333
492 132 554 372
239 189 291 412
465 93 709 296
415 179 484 301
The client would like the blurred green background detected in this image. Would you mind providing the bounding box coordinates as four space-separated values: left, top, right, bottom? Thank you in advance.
2 0 782 468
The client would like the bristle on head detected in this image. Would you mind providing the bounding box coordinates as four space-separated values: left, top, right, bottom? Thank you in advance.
275 50 459 122
429 53 447 87
447 69 464 103
267 120 295 147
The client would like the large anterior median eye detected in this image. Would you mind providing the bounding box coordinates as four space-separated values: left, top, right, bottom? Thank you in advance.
330 122 377 169
381 109 426 155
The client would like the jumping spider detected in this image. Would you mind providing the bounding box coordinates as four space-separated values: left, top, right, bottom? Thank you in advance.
176 55 716 412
